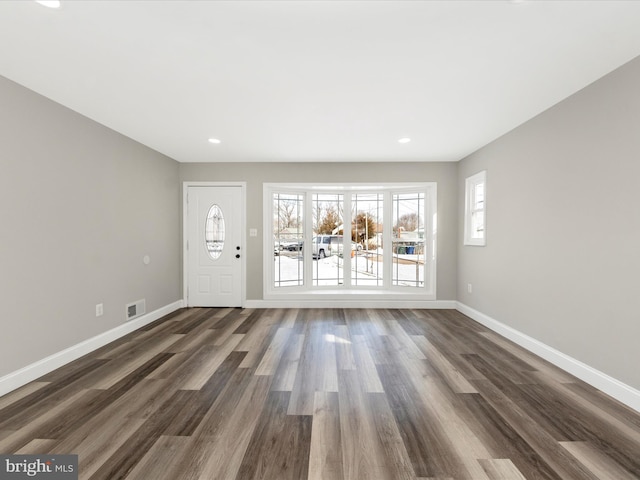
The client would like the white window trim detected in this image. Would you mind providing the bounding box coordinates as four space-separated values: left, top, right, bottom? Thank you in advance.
464 170 486 246
263 182 437 300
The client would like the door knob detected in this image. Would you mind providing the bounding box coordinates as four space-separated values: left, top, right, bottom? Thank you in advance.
236 254 240 259
236 246 241 250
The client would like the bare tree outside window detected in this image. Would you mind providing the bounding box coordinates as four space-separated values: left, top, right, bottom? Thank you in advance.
316 204 340 234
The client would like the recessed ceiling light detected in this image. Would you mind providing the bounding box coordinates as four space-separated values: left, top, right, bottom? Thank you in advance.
398 137 411 144
208 138 221 144
35 1 61 8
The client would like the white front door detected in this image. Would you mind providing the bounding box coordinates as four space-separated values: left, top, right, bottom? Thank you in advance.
186 185 244 307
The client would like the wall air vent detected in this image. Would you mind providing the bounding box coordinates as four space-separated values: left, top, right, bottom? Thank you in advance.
126 299 146 320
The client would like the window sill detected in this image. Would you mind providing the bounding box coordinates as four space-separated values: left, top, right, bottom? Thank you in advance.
265 288 435 301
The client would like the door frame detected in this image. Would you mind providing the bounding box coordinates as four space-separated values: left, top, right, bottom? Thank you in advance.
183 181 247 307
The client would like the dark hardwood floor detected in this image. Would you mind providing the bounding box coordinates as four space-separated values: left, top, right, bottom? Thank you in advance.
1 308 638 479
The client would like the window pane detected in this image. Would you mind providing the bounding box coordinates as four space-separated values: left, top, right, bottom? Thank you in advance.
471 211 484 239
205 204 225 260
351 193 383 286
473 183 484 211
392 192 425 287
312 193 344 286
273 193 304 287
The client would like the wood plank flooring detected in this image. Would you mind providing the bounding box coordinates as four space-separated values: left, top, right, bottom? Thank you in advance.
1 308 639 479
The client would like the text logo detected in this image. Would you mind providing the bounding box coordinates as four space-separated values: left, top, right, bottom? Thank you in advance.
0 455 77 480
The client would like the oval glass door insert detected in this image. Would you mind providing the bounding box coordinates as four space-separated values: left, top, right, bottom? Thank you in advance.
205 204 225 260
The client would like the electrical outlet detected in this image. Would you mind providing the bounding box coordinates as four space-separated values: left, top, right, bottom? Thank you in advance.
96 303 104 317
467 283 473 294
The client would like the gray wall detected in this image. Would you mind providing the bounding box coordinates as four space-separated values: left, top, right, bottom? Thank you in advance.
0 76 181 377
180 162 458 301
458 56 640 389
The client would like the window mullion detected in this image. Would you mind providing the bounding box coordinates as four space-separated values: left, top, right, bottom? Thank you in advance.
302 190 312 290
383 190 393 289
422 191 429 291
343 194 352 288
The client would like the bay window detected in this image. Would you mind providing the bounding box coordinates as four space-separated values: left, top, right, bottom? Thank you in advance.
264 183 436 299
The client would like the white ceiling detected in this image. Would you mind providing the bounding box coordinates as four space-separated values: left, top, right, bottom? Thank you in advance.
1 1 640 163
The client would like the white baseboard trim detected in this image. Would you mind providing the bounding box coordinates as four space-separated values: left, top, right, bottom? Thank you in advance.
0 299 184 398
456 302 640 413
245 299 457 309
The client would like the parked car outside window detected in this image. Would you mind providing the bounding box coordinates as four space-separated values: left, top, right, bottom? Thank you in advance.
312 235 345 258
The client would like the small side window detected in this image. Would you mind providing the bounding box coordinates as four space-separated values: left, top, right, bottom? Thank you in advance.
464 171 486 246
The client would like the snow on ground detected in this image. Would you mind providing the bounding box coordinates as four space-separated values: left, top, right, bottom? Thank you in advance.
274 250 424 287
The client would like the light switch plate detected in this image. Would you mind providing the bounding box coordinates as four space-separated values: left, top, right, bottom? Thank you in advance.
250 228 258 237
